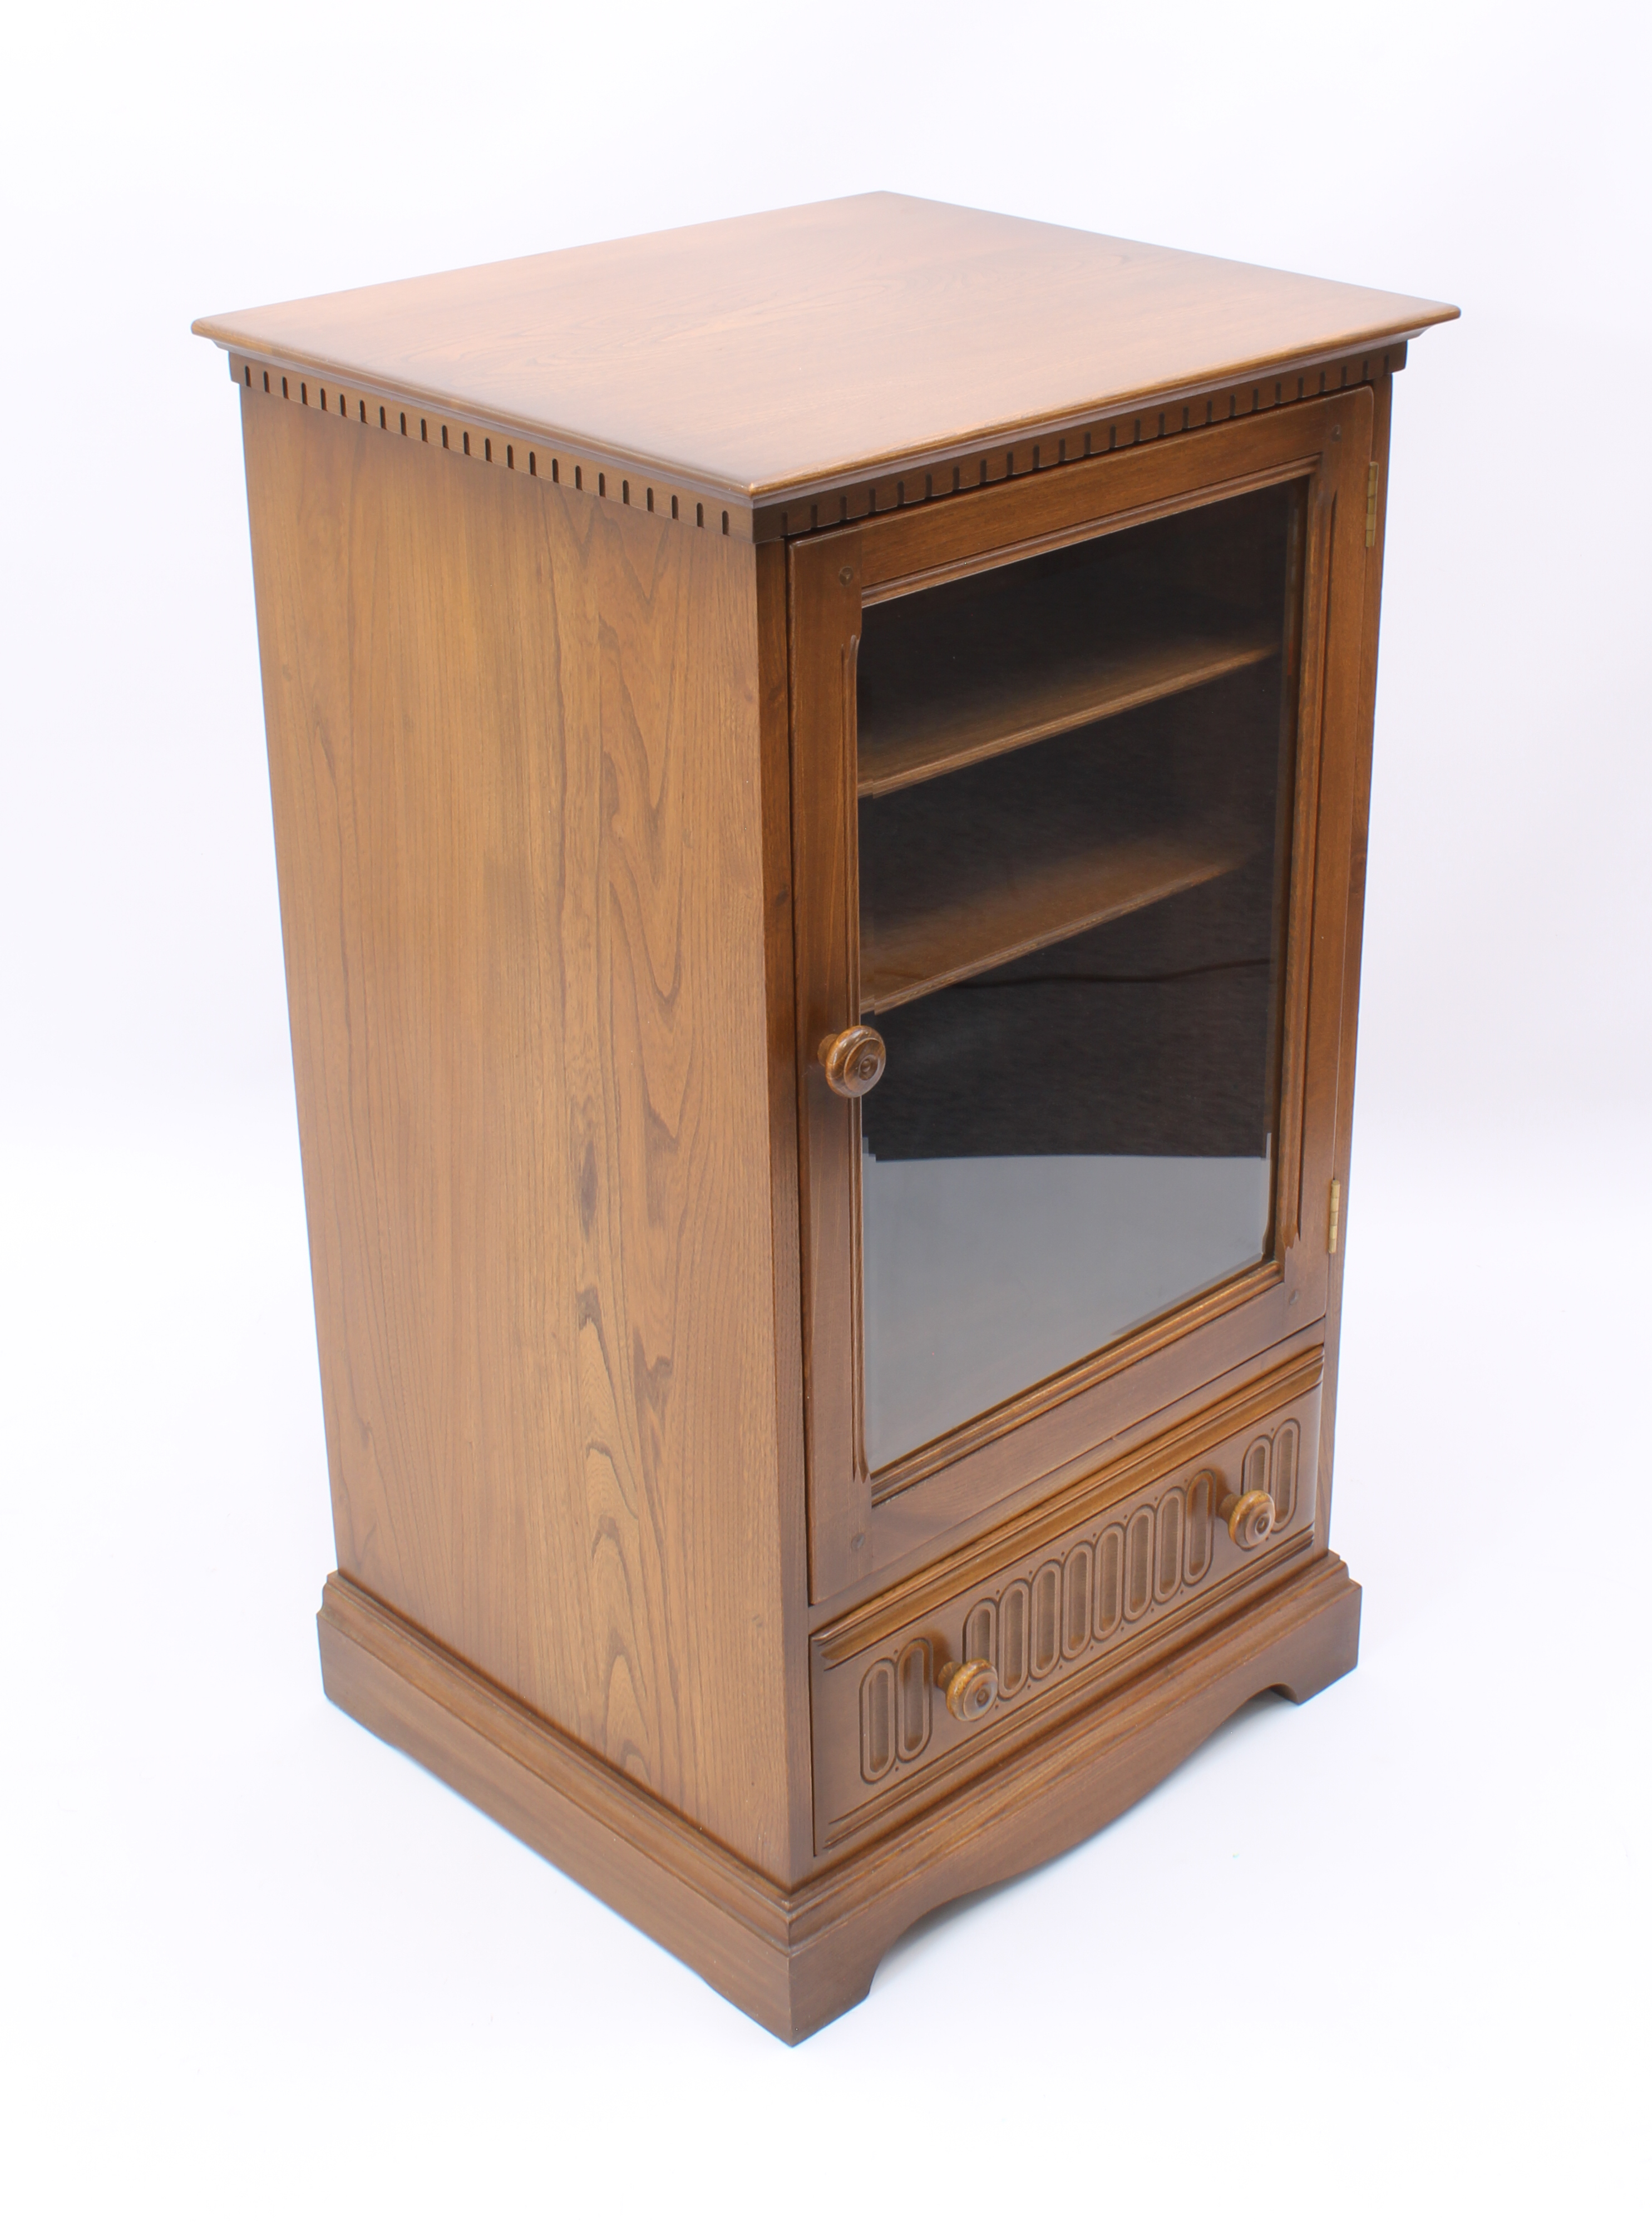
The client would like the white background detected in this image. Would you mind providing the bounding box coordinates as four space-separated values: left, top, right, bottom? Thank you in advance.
3 2 1649 2213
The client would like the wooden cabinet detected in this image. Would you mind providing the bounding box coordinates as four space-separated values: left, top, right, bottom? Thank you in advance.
195 194 1454 2041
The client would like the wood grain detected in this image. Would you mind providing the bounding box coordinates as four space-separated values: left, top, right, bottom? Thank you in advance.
857 576 1278 797
318 1544 1359 2041
787 539 871 1601
196 194 1455 504
861 822 1250 1014
242 387 806 1877
753 539 815 1879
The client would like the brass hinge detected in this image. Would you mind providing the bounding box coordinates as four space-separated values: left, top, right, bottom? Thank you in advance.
1328 1178 1342 1253
1364 462 1379 548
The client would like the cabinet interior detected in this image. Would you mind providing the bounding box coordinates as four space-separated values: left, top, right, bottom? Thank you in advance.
855 482 1304 1473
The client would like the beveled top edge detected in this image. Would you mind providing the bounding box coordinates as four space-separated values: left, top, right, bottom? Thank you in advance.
194 193 1457 500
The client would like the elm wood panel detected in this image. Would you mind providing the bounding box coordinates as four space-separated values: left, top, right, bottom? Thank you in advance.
857 577 1278 797
753 538 815 1882
788 534 871 1602
319 1549 1359 2043
1284 386 1376 1280
860 822 1251 1014
196 193 1456 502
242 389 803 1877
811 1353 1324 1848
797 397 1368 1596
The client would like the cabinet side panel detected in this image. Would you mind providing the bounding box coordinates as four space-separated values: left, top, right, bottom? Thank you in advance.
754 540 815 1879
240 392 797 1873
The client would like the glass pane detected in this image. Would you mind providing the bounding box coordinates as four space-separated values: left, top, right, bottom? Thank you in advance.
857 483 1301 1472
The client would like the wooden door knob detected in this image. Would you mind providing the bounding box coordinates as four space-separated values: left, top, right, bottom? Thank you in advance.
1218 1485 1275 1550
936 1657 998 1722
819 1025 886 1098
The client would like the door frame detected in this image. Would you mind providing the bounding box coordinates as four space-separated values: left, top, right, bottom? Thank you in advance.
790 389 1375 1603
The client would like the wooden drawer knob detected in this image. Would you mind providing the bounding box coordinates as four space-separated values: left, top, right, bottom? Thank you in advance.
819 1025 886 1098
936 1657 998 1722
1219 1484 1275 1550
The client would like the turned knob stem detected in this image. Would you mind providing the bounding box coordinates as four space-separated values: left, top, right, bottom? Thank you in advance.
1218 1485 1275 1550
935 1656 998 1722
819 1024 887 1098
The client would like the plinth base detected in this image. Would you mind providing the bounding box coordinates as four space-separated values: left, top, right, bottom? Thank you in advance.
318 1554 1359 2042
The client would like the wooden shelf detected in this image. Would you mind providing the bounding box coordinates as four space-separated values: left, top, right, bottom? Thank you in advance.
860 823 1251 1014
857 578 1278 798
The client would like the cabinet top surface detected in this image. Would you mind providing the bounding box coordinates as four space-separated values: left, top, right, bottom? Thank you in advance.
195 192 1455 502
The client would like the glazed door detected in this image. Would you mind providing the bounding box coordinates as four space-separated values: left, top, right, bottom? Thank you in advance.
792 391 1373 1600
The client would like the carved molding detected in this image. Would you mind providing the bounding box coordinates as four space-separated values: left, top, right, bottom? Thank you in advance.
225 352 750 541
226 339 1404 556
829 1371 1323 1848
755 344 1407 545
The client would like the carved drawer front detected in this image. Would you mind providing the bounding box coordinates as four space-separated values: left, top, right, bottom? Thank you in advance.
810 1351 1322 1851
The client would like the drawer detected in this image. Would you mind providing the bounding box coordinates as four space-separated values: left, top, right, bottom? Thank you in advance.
810 1349 1323 1851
